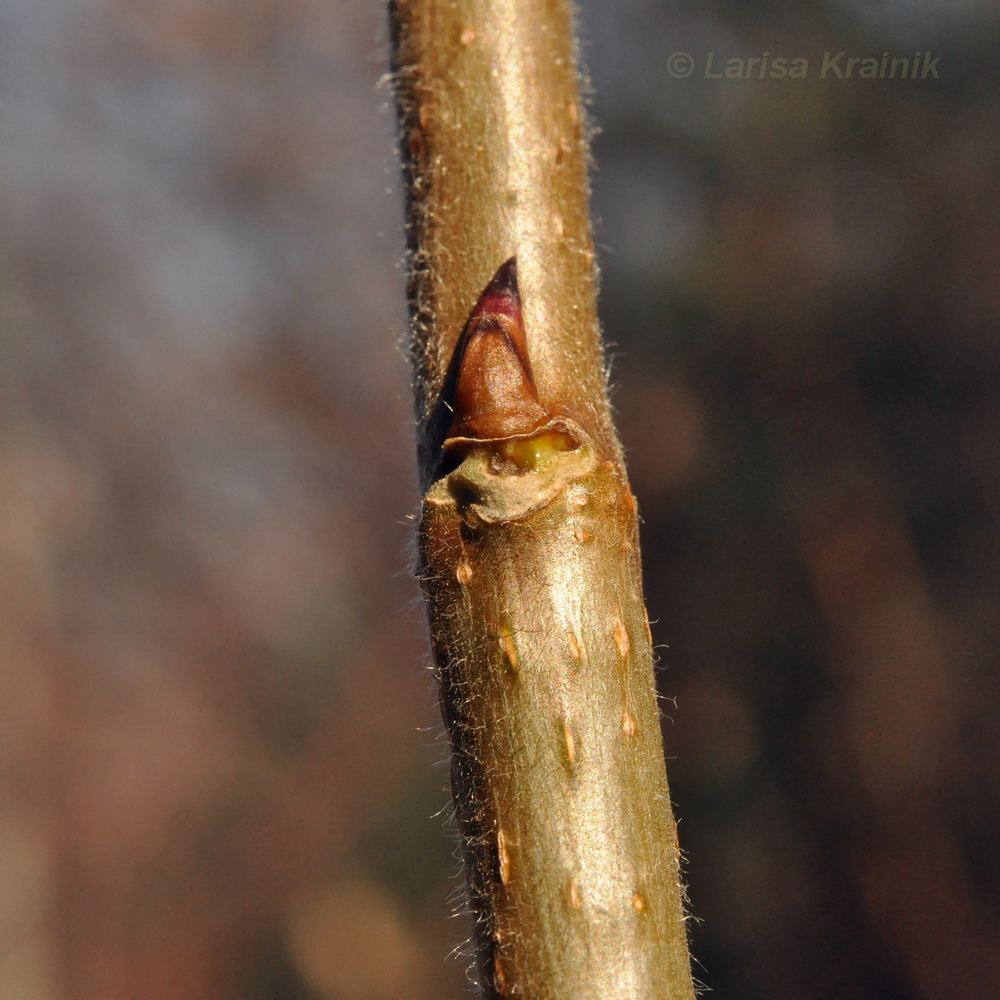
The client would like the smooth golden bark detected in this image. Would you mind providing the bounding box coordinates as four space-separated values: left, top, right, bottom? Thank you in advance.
390 2 695 997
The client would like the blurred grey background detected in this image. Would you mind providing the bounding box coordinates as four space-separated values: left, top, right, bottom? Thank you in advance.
0 0 998 998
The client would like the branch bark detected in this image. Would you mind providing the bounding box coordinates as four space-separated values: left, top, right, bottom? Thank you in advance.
390 2 695 997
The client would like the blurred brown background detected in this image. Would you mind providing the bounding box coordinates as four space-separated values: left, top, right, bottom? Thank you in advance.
0 0 997 998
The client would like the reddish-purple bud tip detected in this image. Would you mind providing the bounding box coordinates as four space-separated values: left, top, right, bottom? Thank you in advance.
445 257 550 445
474 256 521 329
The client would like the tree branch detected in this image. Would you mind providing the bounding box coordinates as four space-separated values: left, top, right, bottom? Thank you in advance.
390 2 695 997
